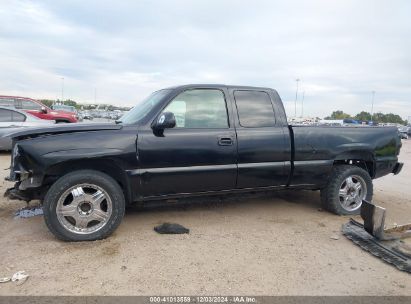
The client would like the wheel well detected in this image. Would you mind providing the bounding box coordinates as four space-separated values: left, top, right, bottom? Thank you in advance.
55 119 70 123
333 151 375 178
44 159 130 203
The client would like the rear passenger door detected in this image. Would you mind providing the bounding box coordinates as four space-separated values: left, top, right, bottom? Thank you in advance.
231 89 291 188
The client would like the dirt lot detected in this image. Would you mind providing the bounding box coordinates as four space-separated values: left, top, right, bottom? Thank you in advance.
0 141 410 296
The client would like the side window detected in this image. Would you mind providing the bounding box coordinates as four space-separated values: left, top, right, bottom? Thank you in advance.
234 90 275 128
12 111 26 122
165 100 186 127
0 98 15 108
164 89 228 128
0 109 12 122
21 99 42 110
14 99 22 109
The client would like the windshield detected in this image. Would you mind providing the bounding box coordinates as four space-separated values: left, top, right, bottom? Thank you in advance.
119 89 171 124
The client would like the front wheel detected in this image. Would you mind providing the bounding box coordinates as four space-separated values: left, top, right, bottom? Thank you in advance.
320 165 373 215
43 170 125 241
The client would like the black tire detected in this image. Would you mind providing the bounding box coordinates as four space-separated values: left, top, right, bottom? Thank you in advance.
320 165 373 215
43 170 125 241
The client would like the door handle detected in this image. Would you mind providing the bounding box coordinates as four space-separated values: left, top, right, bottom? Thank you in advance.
218 136 233 146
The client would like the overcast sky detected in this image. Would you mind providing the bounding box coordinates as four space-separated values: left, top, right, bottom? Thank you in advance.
0 0 410 119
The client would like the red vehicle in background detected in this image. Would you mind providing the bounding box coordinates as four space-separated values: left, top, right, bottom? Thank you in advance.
0 96 78 123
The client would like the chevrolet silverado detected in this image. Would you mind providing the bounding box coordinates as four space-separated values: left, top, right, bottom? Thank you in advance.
5 84 403 241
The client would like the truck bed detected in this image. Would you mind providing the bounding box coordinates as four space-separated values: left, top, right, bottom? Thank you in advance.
290 125 401 187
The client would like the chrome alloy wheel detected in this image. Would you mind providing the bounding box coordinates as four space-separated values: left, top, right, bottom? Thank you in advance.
56 184 112 235
338 175 367 212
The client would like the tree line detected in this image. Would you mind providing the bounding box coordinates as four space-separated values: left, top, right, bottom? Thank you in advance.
39 99 131 112
325 110 408 125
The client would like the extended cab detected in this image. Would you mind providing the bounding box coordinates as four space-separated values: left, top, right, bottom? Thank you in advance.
0 96 78 123
5 85 403 241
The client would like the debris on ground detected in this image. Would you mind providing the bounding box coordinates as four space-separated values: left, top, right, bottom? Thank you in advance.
14 206 43 218
0 271 29 285
154 223 189 234
11 271 29 285
0 277 11 283
330 234 340 240
343 200 411 273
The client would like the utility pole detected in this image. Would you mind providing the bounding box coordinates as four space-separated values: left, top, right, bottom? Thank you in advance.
61 77 65 103
294 78 300 117
301 91 305 118
94 88 97 104
371 91 375 120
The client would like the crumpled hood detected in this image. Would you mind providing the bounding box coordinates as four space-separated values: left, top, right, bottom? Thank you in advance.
8 123 122 140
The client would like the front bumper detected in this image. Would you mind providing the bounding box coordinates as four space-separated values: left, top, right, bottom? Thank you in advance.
7 143 44 192
392 162 403 175
4 185 31 202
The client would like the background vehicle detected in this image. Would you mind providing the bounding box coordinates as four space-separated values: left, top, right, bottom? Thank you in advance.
79 110 93 120
0 96 78 123
398 126 409 139
51 104 76 113
319 119 344 126
342 118 361 126
0 106 55 150
5 85 403 241
52 104 83 122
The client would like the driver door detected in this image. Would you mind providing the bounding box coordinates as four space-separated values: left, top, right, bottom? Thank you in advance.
137 88 237 197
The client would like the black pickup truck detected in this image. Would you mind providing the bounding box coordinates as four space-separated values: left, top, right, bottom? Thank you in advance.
5 84 403 241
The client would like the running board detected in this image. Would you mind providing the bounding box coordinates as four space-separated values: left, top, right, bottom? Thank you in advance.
342 200 411 273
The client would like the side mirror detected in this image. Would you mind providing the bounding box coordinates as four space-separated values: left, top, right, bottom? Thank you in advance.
41 106 47 114
152 112 176 131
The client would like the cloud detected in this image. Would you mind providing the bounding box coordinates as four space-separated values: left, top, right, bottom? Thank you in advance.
0 0 410 119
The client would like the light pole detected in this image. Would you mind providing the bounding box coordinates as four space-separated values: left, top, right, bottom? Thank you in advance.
294 78 300 117
371 91 375 120
61 77 65 103
301 91 305 118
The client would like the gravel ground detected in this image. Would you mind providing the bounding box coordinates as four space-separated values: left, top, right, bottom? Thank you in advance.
0 141 410 296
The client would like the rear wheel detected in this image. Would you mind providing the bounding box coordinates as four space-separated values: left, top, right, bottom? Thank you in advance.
320 165 373 215
43 170 125 241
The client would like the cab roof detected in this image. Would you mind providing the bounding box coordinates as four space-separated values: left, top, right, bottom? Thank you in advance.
165 84 276 92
